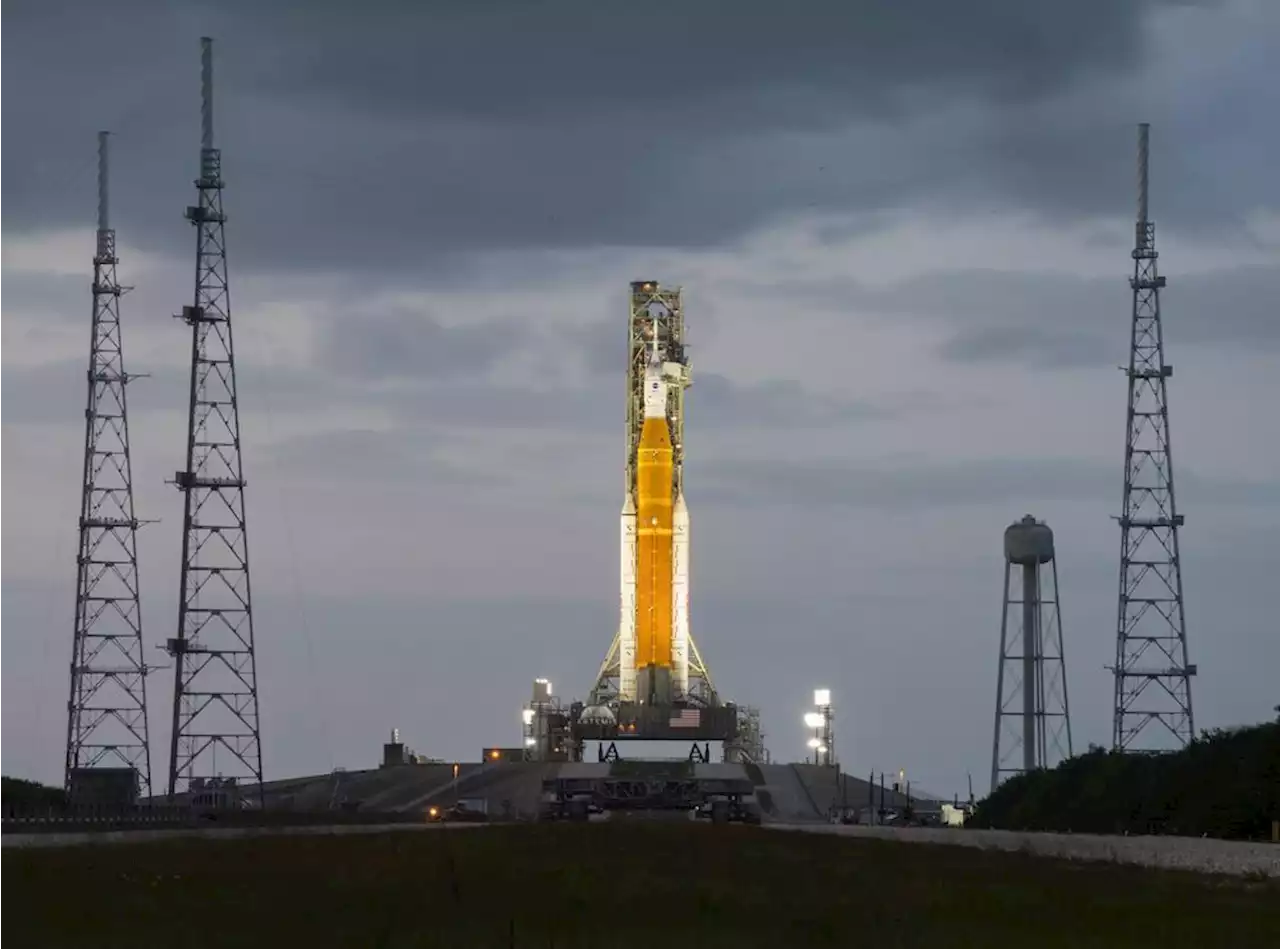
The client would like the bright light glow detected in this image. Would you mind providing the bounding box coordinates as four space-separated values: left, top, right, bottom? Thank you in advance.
814 689 831 707
521 708 534 726
818 745 828 754
489 749 501 760
807 737 821 749
523 737 536 747
803 712 824 729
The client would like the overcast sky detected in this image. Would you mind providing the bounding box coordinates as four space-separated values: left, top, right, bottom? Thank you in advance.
4 0 1278 797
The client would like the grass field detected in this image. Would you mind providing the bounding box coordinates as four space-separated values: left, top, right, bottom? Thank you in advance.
6 823 1278 948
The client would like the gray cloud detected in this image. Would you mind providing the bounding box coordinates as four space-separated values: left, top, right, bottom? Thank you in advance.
746 261 1280 366
5 0 1262 277
696 456 1280 508
321 306 523 382
0 358 360 427
938 326 1109 367
0 271 89 321
261 428 514 489
925 264 1280 363
373 371 897 437
238 0 1165 122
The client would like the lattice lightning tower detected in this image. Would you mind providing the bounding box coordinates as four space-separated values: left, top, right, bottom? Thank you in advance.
1111 123 1196 751
64 131 153 799
166 37 265 801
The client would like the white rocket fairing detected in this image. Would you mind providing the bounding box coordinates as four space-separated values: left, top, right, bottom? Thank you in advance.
619 495 638 702
672 490 690 702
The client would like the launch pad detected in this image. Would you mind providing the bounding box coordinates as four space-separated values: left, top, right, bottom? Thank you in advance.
521 281 767 766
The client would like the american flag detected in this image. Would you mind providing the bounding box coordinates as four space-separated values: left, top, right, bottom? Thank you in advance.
669 708 701 728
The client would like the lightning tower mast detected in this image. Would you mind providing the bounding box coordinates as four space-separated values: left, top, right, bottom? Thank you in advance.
166 37 265 802
1111 123 1196 752
64 131 153 801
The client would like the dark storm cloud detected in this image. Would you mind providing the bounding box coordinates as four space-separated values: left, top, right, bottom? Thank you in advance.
3 0 1246 276
235 0 1163 121
697 456 1280 508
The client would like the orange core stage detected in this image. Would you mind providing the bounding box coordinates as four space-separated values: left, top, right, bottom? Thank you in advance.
635 414 674 675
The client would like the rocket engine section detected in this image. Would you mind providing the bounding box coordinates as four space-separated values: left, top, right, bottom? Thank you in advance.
634 352 675 706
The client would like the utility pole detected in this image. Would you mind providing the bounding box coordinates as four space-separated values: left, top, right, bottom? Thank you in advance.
1111 123 1196 752
167 37 265 804
64 131 153 802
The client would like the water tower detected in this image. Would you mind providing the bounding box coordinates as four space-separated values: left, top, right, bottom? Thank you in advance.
990 515 1073 793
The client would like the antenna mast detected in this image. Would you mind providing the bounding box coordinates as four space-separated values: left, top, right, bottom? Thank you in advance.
64 131 153 802
1110 123 1196 751
166 37 265 802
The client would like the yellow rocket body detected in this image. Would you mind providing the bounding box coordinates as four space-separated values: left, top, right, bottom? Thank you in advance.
635 413 674 674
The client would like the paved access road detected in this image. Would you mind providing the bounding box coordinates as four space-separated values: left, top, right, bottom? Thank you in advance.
768 823 1280 878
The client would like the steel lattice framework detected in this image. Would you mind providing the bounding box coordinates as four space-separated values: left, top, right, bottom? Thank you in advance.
166 37 264 801
64 131 153 798
1111 123 1196 752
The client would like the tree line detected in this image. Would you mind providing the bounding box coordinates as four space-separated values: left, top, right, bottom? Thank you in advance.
970 716 1280 840
1 776 68 810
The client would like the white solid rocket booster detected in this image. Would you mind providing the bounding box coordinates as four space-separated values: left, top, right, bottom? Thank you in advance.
672 490 690 702
619 494 638 702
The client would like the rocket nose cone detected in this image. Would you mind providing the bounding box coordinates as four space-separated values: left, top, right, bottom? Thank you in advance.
622 495 636 515
674 492 688 513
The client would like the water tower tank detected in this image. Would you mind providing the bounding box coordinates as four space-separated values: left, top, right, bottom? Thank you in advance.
1004 515 1055 565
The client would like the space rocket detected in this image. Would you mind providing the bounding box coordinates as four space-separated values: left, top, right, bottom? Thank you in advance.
618 345 690 706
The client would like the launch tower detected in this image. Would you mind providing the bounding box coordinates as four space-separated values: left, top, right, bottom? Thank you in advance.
63 131 153 804
554 281 769 763
1110 123 1196 751
166 37 265 803
990 515 1072 792
591 281 716 709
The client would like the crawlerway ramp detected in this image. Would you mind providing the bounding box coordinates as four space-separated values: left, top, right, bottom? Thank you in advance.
160 762 927 823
